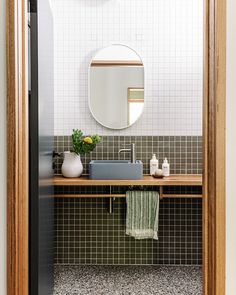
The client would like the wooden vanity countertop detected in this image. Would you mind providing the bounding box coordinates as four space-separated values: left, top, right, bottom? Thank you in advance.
53 174 202 187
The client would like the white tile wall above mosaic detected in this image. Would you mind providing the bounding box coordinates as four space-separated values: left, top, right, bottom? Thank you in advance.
53 0 203 136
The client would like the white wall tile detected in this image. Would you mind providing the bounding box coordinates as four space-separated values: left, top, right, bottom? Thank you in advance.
53 0 203 136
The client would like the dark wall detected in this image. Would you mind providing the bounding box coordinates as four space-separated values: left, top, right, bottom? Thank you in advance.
54 135 202 265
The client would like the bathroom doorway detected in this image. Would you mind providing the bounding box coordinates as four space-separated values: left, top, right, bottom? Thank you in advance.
6 0 226 294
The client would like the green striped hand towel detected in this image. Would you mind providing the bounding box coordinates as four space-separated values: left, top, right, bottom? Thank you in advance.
126 190 160 240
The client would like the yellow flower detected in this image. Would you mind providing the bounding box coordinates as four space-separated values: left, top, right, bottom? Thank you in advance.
84 137 93 144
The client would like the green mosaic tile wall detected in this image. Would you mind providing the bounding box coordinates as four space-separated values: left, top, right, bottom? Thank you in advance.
54 136 202 175
54 136 202 265
54 186 202 265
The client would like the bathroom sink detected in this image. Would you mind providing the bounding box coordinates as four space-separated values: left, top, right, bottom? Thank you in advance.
89 160 143 180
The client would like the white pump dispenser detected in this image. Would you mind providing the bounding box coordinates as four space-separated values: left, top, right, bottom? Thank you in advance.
162 157 170 176
150 154 159 175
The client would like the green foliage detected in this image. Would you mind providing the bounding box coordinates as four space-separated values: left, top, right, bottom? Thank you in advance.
71 129 101 155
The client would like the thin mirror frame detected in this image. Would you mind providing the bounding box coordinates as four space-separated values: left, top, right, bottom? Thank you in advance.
88 44 145 130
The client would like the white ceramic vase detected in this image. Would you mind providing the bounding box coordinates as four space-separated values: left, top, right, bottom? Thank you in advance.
61 151 83 178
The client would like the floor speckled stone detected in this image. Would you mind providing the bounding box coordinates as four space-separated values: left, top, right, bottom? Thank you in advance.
54 265 202 295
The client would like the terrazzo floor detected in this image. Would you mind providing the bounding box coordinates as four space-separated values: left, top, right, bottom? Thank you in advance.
54 265 202 295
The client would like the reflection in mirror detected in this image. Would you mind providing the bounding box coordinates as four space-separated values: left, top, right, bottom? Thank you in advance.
89 45 144 129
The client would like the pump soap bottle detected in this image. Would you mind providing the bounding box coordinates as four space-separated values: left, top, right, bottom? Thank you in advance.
150 154 159 175
162 158 170 176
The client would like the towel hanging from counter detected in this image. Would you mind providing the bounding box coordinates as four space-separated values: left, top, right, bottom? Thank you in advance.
126 190 160 240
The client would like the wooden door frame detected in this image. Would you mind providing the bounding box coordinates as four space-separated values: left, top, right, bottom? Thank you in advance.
6 0 226 294
203 0 226 294
6 0 28 294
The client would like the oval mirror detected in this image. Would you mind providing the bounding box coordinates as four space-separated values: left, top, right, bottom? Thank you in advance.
89 44 144 129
